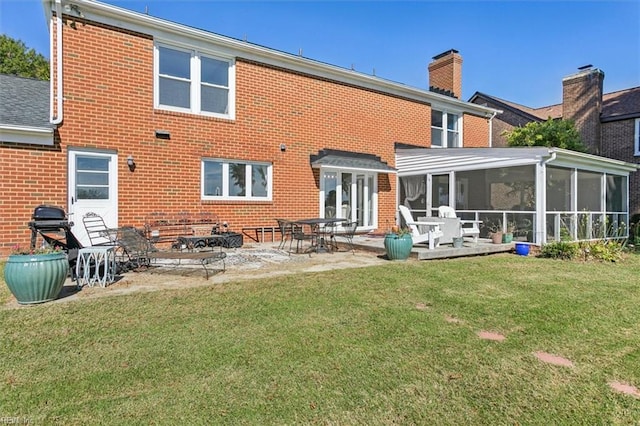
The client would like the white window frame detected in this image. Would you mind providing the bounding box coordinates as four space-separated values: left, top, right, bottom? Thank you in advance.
155 42 235 120
319 168 378 230
635 118 640 156
431 107 462 148
201 159 272 201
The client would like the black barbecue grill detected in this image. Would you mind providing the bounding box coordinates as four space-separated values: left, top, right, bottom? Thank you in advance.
28 205 83 271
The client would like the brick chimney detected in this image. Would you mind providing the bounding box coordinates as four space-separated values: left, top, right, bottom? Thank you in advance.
562 66 604 154
428 49 463 99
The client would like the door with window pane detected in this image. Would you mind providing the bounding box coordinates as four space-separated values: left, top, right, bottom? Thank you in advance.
68 150 118 246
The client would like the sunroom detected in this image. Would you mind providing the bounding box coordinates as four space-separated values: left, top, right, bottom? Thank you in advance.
395 147 637 244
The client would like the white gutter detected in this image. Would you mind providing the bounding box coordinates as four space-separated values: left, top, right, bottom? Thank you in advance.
0 125 54 145
50 0 63 125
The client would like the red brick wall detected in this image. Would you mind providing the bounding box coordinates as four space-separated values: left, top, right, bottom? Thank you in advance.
0 16 491 255
463 114 491 147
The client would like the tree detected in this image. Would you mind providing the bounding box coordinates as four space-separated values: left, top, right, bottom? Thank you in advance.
0 35 49 80
504 118 587 152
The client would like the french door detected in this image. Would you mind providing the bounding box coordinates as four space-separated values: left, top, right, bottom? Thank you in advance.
321 170 376 230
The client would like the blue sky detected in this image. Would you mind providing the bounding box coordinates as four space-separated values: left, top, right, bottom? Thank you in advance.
1 0 639 107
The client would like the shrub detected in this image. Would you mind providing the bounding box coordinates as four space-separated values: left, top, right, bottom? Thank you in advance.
582 240 624 262
630 215 640 250
540 241 580 260
541 240 624 262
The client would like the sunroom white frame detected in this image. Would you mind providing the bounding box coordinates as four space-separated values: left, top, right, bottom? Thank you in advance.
396 147 638 244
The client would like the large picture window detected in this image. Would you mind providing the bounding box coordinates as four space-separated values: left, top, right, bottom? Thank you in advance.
156 44 235 119
202 159 271 200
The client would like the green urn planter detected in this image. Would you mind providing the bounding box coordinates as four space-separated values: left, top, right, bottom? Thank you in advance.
502 232 513 243
384 233 413 260
4 252 68 304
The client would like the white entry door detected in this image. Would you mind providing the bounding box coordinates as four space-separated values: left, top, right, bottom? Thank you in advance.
68 150 118 246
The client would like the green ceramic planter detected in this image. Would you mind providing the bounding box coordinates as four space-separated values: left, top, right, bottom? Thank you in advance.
502 233 513 243
4 252 68 304
384 233 413 260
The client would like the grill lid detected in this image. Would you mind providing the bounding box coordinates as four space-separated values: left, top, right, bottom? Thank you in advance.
32 205 67 221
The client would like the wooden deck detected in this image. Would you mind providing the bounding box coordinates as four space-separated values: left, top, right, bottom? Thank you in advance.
349 234 516 260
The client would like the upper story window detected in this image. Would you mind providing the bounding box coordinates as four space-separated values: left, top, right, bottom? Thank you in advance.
635 118 640 156
201 159 272 201
431 109 461 148
156 44 235 119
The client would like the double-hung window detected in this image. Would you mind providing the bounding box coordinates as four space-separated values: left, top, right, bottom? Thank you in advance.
431 109 461 148
635 118 640 156
202 159 272 201
156 44 235 119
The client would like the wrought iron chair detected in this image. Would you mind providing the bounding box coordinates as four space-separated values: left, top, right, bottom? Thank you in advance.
275 218 293 250
83 212 150 272
289 222 316 254
327 221 358 253
83 212 117 246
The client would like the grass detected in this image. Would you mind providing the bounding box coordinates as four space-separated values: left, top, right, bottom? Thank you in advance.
1 253 639 424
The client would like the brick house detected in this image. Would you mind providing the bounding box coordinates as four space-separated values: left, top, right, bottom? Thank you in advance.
0 0 498 255
469 67 640 218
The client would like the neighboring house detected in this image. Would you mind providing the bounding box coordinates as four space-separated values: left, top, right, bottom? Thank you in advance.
469 67 640 218
0 0 498 254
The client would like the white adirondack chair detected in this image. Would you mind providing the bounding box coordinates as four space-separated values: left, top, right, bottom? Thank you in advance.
437 206 481 243
398 205 443 250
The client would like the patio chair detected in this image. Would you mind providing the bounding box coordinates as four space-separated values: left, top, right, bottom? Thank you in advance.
398 205 443 250
327 221 358 253
290 223 316 254
437 206 481 243
83 212 117 246
275 218 293 250
83 212 151 272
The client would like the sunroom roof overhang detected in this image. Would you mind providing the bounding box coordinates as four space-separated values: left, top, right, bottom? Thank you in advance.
395 147 638 176
311 149 397 174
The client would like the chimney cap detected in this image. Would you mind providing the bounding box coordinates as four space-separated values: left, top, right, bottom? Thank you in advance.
577 64 593 70
432 49 459 60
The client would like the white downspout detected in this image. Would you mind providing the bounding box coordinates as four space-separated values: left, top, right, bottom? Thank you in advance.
50 0 63 124
487 111 498 147
536 150 557 245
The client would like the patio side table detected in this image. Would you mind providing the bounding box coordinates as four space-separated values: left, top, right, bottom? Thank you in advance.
76 246 117 288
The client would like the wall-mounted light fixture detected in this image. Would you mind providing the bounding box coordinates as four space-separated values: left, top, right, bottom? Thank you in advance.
280 143 286 152
127 155 136 172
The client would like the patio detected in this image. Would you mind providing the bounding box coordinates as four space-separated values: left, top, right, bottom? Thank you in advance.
4 235 517 307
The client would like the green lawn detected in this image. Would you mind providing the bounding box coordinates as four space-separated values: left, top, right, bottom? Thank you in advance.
1 253 639 424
